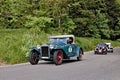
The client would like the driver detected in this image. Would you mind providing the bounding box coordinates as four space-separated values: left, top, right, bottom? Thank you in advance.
67 37 73 44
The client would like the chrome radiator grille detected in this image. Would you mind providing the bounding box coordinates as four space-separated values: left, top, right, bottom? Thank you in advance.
41 46 49 57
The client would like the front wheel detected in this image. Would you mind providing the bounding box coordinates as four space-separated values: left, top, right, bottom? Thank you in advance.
53 50 63 65
77 50 83 61
29 51 39 65
103 52 107 55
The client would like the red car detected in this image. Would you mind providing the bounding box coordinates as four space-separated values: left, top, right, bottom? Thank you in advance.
94 43 107 55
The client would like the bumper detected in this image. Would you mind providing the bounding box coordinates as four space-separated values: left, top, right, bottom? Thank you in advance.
94 51 107 54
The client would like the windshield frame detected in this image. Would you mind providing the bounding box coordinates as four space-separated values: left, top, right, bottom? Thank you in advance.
49 38 68 44
97 43 106 47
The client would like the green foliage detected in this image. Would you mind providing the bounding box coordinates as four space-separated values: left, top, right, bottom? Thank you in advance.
61 14 76 34
105 0 120 40
0 0 120 40
25 16 53 32
93 10 110 39
116 0 120 4
0 29 27 64
0 29 48 64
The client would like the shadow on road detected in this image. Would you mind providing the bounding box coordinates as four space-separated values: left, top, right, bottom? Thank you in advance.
37 59 84 65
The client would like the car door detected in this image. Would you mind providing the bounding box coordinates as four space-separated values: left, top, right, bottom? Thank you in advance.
67 44 76 57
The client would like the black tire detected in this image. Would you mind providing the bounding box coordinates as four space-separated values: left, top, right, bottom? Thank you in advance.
29 51 39 65
103 52 107 55
111 50 113 53
77 50 83 61
94 52 97 54
53 50 63 65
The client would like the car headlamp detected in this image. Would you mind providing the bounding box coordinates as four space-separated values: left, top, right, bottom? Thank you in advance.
50 45 54 49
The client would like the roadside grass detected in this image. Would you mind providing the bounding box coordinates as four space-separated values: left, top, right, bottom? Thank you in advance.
0 29 120 64
0 29 48 64
0 29 27 64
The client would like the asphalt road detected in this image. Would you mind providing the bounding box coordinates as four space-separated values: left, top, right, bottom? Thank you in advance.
0 47 120 80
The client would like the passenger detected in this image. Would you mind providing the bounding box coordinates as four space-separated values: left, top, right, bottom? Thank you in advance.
67 37 73 44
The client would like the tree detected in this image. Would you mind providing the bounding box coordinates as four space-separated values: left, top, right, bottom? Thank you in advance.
93 10 109 39
25 16 53 32
105 0 120 40
0 0 120 40
68 0 96 37
0 0 12 28
61 14 76 34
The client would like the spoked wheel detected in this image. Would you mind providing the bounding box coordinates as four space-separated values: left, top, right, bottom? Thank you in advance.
53 50 63 65
29 51 39 65
77 50 83 61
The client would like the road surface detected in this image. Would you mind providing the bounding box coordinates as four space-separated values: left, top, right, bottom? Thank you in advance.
0 47 120 80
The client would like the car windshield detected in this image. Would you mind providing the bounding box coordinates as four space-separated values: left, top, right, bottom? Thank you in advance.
106 43 111 47
97 43 106 47
49 38 67 44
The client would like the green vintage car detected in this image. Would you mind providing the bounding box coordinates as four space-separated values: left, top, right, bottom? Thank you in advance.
28 35 83 65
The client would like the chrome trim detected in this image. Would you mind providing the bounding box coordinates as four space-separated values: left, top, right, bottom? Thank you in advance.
41 57 49 59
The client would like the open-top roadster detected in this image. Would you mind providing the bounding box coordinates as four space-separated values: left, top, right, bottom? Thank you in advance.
28 35 83 65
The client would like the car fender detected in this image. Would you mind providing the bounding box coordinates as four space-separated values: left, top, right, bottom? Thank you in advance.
51 48 69 59
76 46 84 56
26 47 40 58
76 46 80 57
31 47 40 55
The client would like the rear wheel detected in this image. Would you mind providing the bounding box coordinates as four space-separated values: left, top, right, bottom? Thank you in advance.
29 51 39 65
77 50 83 61
111 50 113 53
53 50 63 65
